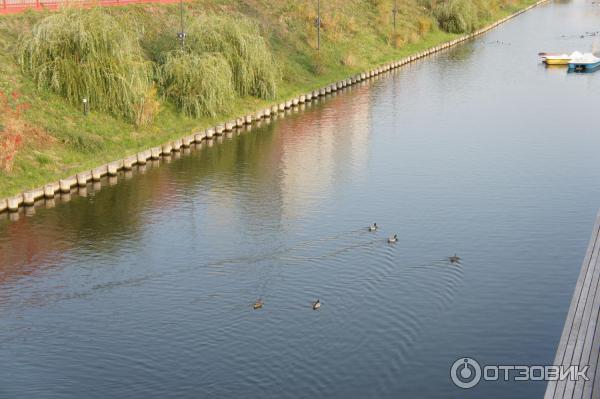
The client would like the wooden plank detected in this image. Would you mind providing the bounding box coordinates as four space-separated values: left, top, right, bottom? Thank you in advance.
592 344 600 398
556 212 600 365
546 217 600 398
545 212 600 399
559 229 600 399
563 240 600 398
574 250 600 397
582 307 600 397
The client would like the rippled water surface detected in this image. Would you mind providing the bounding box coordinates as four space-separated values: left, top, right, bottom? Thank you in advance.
1 2 600 398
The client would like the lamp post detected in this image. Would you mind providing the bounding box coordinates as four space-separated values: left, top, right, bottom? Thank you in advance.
316 0 321 52
177 0 186 49
392 0 398 37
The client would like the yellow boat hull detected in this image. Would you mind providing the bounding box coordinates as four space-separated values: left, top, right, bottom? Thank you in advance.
544 58 570 65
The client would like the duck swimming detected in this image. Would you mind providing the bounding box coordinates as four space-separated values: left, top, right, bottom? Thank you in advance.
387 234 398 243
368 223 378 232
253 299 264 310
312 299 321 310
449 254 461 263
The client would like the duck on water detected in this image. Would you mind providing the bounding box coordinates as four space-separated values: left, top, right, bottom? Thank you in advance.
449 254 461 263
312 300 321 310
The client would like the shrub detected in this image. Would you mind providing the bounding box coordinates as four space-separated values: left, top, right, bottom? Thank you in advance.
417 17 433 36
434 0 479 33
158 51 235 118
18 8 154 125
0 91 28 171
135 85 161 127
186 15 279 99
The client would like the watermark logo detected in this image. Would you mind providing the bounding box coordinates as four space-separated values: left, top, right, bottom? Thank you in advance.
450 357 589 389
451 358 482 388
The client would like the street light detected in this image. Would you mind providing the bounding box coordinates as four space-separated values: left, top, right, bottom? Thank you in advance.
392 0 398 38
315 0 321 52
177 0 186 49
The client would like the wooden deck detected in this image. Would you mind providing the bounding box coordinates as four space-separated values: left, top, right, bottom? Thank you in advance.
545 212 600 399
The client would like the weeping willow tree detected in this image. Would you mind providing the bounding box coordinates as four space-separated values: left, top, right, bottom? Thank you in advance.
432 0 503 33
158 51 235 118
18 8 154 125
185 15 280 99
433 0 479 33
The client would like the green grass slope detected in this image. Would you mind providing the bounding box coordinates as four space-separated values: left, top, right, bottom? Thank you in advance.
0 0 537 197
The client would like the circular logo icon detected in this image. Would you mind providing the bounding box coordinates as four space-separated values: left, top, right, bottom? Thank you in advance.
451 357 482 389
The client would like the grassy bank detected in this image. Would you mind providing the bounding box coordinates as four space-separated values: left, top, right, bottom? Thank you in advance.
0 0 538 198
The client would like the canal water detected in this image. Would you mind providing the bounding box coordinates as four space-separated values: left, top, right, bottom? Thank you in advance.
1 1 599 398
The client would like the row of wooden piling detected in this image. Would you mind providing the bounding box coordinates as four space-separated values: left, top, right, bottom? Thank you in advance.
0 0 548 217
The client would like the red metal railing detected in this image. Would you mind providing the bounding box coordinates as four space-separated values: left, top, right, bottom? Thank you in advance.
0 0 182 15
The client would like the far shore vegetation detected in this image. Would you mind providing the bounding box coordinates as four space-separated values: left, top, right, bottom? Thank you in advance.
0 0 538 197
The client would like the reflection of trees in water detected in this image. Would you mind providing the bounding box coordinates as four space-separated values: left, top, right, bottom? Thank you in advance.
274 86 372 218
0 89 372 285
0 125 284 284
446 42 476 63
0 171 163 284
169 123 287 230
168 89 373 228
